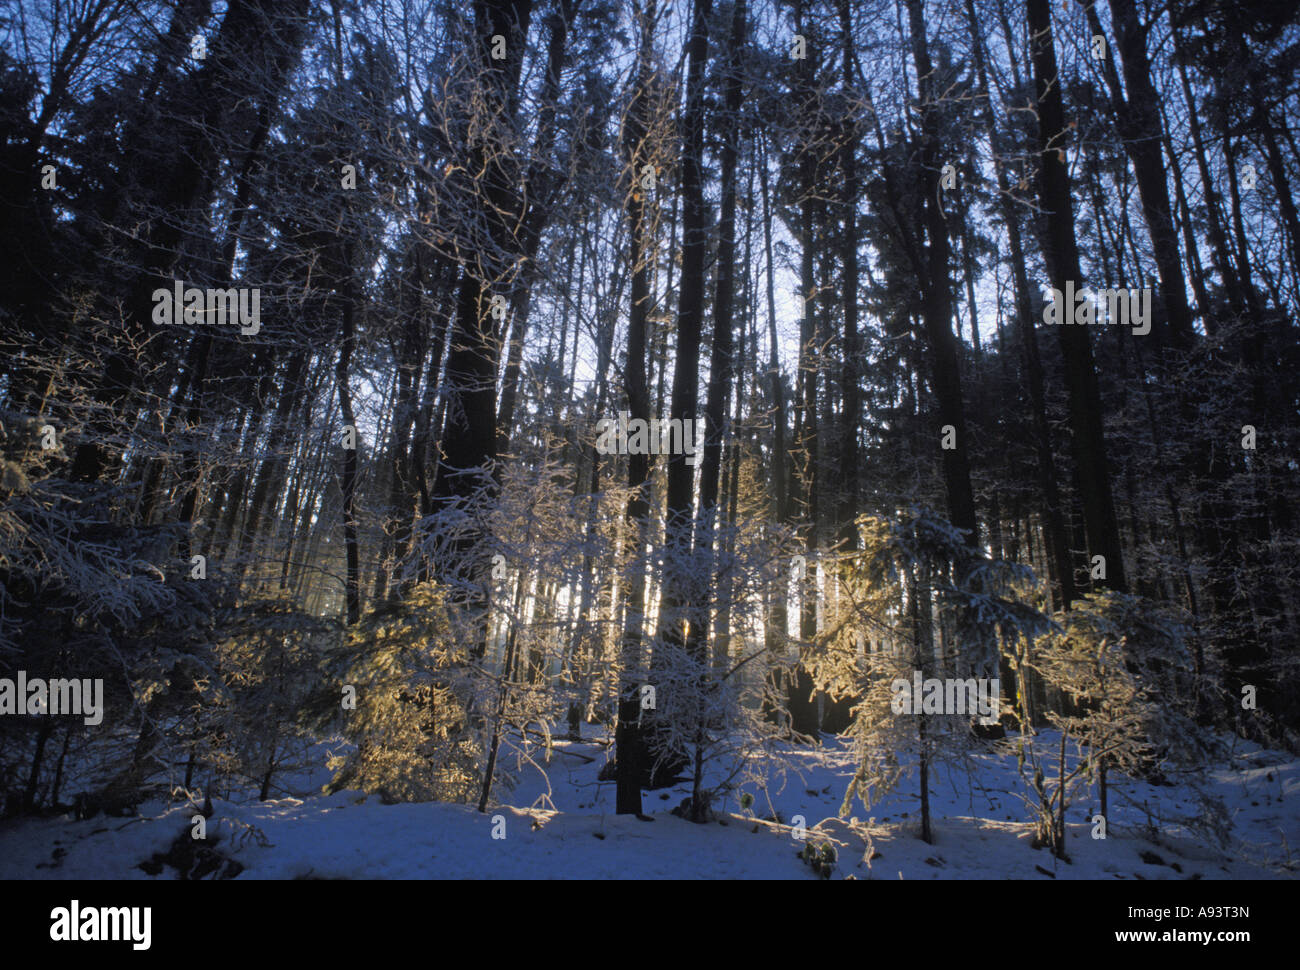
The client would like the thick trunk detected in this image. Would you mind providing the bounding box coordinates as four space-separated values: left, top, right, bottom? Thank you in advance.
660 0 711 656
906 0 979 549
963 0 1073 608
654 0 711 818
1088 0 1193 349
614 6 658 814
430 0 533 657
1027 0 1127 593
696 0 744 547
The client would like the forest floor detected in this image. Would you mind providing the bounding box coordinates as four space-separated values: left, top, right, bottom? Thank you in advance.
2 729 1295 879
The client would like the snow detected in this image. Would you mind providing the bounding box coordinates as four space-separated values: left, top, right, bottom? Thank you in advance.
2 728 1295 879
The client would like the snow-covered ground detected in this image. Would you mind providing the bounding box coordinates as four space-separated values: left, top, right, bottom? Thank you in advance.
2 729 1295 879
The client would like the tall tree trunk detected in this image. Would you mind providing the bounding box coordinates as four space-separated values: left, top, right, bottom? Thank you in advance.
1171 26 1243 316
430 0 534 658
788 0 822 739
372 261 426 606
1083 0 1193 349
336 271 362 626
614 0 659 816
661 0 711 654
906 0 979 550
838 0 862 542
496 0 578 454
69 0 309 486
654 0 712 819
1027 0 1128 594
695 0 744 557
963 0 1073 608
759 135 791 728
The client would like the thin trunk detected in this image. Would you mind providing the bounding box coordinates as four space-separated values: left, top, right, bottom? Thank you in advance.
337 273 361 626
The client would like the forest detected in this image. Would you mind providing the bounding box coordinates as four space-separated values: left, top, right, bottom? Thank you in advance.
0 0 1297 880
